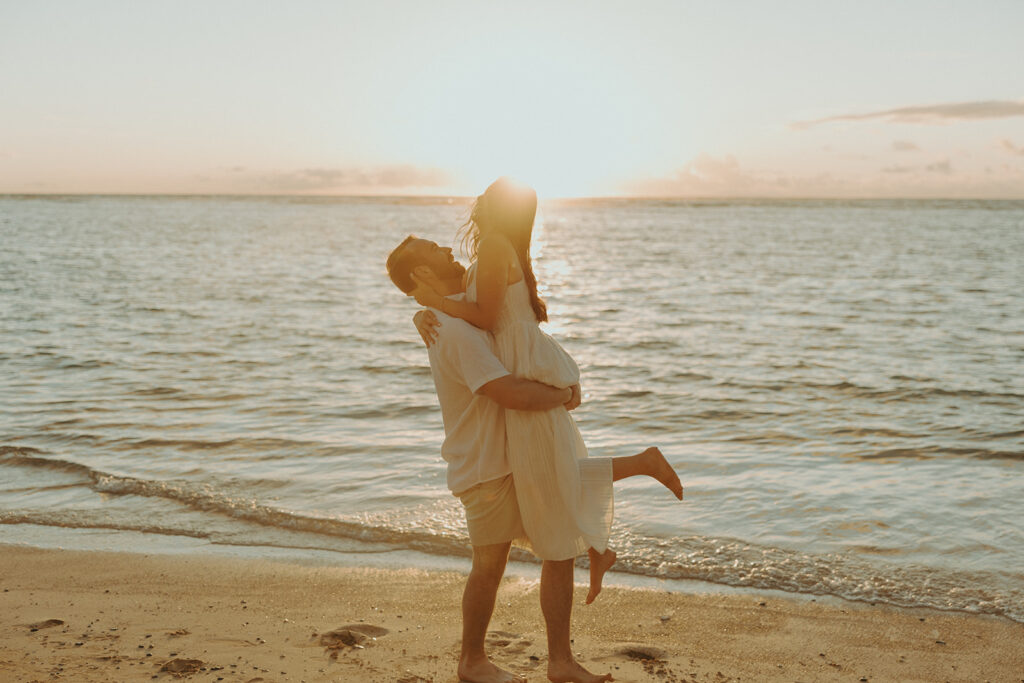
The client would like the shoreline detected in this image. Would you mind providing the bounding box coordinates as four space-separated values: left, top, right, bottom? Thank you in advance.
4 522 1008 621
2 545 1021 682
1 522 1020 623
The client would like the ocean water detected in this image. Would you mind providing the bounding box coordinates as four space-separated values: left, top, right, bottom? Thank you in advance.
2 195 1022 622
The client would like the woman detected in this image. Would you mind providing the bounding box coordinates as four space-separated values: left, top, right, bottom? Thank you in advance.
411 177 681 603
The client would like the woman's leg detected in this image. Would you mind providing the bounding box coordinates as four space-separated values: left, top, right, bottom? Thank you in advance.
586 447 682 604
611 446 683 499
585 546 617 605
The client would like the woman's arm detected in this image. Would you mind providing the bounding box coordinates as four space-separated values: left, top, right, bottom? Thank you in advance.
410 235 514 331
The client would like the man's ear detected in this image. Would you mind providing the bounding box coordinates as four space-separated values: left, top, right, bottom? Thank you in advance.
411 264 433 282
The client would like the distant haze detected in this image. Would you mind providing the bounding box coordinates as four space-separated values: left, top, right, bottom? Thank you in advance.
1 1 1023 198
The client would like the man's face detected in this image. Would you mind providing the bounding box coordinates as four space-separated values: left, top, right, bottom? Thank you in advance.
409 239 465 283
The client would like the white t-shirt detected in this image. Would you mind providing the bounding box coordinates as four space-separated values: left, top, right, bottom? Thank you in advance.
426 307 511 496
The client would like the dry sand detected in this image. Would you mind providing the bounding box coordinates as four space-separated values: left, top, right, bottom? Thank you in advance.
1 545 1021 682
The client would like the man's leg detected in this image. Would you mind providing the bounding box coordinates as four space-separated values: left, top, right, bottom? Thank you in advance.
541 559 612 683
459 541 524 683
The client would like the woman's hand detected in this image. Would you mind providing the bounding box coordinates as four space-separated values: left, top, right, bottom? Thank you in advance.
413 309 441 348
409 273 444 309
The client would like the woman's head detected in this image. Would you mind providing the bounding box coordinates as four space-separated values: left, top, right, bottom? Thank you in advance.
461 177 548 322
473 176 537 240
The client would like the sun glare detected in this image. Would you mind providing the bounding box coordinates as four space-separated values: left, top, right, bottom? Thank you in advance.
412 34 637 200
461 164 600 200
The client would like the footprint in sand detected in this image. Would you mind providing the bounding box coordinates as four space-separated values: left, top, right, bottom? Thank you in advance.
318 624 389 652
617 644 668 662
613 644 683 680
160 657 204 676
27 619 64 632
485 630 532 654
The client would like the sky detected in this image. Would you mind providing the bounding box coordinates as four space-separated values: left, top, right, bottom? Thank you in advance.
1 0 1023 198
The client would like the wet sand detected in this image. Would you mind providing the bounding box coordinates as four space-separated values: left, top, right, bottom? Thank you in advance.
1 545 1021 682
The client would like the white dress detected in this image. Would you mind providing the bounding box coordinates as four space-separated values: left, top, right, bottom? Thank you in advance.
468 265 613 560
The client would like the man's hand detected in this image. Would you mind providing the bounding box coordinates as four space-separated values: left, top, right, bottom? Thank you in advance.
564 383 582 411
413 309 440 347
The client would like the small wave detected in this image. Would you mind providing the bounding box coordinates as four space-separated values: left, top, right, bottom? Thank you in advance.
0 511 211 540
669 371 712 381
104 436 347 455
0 445 47 458
608 533 1024 623
142 349 222 358
827 426 925 439
850 445 1024 462
358 364 431 377
725 431 805 444
59 359 115 370
611 390 653 399
619 340 677 351
690 408 776 420
131 386 183 397
902 387 1024 402
0 447 96 478
0 449 463 554
336 405 436 419
768 380 1024 405
988 429 1024 440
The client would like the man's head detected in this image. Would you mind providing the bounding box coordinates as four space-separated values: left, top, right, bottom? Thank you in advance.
386 235 467 296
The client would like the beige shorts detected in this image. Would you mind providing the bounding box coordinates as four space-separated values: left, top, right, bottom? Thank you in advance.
457 474 527 547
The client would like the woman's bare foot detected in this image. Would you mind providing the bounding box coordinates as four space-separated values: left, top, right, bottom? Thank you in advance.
458 656 525 683
643 446 683 500
586 547 617 605
548 657 613 683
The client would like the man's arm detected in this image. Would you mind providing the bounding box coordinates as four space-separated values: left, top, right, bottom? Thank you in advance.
478 375 575 411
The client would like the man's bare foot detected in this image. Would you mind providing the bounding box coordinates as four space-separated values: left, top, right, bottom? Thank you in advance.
548 658 613 683
586 547 617 605
458 656 525 683
644 446 683 500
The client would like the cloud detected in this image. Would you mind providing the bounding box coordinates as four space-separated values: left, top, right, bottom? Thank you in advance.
622 153 768 197
882 158 952 175
622 152 1024 199
246 164 453 193
892 140 919 152
791 99 1024 129
1001 139 1024 156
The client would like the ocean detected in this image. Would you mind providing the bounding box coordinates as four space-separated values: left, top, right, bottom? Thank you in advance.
1 195 1022 622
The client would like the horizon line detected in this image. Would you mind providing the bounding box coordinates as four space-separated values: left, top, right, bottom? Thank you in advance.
3 192 1024 202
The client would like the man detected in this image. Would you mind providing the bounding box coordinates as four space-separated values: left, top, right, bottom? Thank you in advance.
387 236 681 683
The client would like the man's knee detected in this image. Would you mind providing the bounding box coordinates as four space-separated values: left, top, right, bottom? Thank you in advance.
542 558 574 572
471 541 511 578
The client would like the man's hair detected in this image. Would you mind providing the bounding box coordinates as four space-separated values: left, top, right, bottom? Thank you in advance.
385 234 420 294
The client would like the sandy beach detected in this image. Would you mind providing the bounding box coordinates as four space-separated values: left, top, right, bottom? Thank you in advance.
1 546 1021 682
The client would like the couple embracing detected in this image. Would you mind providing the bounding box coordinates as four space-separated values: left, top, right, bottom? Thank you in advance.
386 177 683 683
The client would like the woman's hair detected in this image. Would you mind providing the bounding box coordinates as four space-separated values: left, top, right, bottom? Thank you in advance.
458 177 548 322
